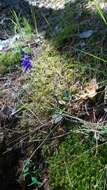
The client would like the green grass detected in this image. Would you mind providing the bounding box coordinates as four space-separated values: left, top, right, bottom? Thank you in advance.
94 0 107 26
12 10 32 34
0 11 33 75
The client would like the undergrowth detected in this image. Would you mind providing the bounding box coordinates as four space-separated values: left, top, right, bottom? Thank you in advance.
0 11 33 75
27 2 107 189
1 0 107 189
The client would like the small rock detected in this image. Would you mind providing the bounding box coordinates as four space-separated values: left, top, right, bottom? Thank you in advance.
0 39 10 51
52 113 63 124
54 25 62 33
79 30 94 39
79 41 85 48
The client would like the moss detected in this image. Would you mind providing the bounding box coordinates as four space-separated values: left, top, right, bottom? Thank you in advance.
29 43 80 115
48 132 107 190
0 50 20 75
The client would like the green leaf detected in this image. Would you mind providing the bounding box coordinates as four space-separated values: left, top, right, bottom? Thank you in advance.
28 177 42 186
103 127 107 134
24 159 32 167
23 167 29 173
23 172 30 177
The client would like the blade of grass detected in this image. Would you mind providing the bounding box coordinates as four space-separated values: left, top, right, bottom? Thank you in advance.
71 47 107 63
94 0 107 26
42 14 53 36
30 6 38 35
11 10 22 33
23 17 32 33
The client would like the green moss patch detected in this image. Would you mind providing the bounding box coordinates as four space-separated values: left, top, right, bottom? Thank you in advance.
48 133 107 190
0 50 20 75
29 43 80 115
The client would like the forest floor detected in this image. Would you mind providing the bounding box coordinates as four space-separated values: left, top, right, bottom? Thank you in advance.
1 0 107 190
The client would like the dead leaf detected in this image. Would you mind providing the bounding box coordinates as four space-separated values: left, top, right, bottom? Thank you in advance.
76 78 98 100
58 124 65 134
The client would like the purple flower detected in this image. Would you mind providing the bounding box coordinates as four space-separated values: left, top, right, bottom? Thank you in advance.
20 50 32 72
